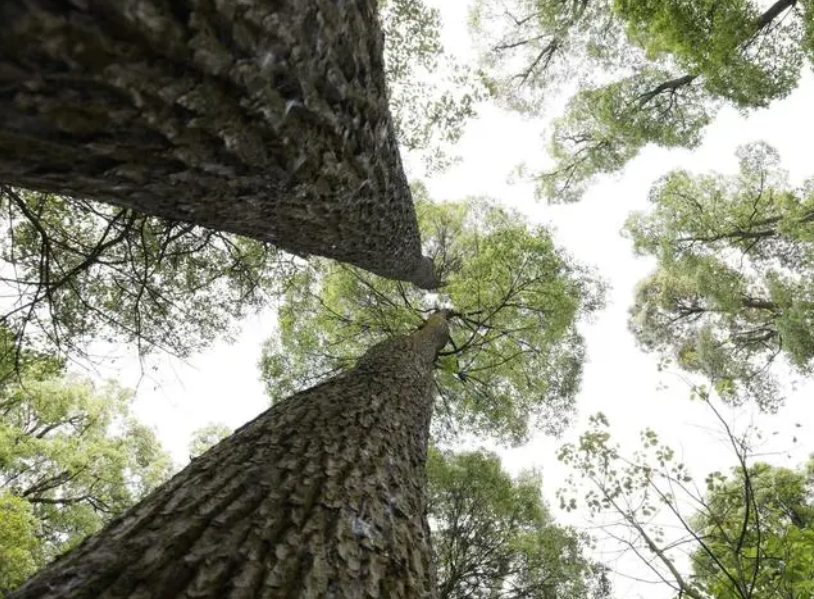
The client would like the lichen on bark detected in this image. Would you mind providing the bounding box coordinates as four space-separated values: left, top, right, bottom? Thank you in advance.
0 0 438 288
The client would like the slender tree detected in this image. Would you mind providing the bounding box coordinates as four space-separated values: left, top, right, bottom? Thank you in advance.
0 0 438 287
8 313 451 599
558 390 814 599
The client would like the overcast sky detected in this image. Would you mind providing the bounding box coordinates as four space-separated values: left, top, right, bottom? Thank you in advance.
106 4 814 598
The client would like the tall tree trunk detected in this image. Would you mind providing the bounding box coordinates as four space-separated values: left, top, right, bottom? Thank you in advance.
0 0 438 289
8 314 450 599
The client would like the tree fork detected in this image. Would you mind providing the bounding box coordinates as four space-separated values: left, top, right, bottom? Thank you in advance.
0 0 438 288
8 314 451 599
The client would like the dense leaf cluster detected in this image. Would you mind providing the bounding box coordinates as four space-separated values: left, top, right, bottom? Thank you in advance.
0 334 172 594
472 0 812 201
625 142 814 409
260 193 605 444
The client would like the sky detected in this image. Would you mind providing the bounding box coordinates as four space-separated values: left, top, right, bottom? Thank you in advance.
427 76 814 599
105 4 814 597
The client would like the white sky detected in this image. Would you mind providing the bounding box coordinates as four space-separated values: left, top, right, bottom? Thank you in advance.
103 4 814 598
430 77 814 598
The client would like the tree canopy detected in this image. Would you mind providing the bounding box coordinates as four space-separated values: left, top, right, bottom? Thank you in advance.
557 395 814 599
428 448 610 599
382 0 484 173
470 0 813 202
260 191 605 444
624 142 814 409
0 333 172 595
0 0 479 366
691 459 814 599
0 186 292 363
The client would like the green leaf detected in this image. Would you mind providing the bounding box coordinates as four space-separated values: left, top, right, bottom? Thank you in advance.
0 338 173 593
625 142 814 410
471 0 809 202
260 195 605 445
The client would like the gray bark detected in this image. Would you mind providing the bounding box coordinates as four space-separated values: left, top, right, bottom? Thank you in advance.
8 315 451 599
756 0 797 31
0 0 438 289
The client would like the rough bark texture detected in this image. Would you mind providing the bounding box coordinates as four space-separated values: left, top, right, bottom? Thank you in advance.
8 315 450 599
0 0 438 288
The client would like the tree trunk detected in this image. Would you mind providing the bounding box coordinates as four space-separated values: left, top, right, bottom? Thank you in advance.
0 0 437 289
756 0 797 32
8 314 451 599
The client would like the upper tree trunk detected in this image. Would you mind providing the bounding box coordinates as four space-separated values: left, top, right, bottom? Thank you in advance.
756 0 797 31
0 0 438 289
8 314 451 599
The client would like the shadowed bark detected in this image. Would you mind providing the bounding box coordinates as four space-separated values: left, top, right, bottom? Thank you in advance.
0 0 438 288
8 314 451 599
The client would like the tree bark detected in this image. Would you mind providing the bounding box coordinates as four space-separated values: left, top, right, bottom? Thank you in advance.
8 314 451 599
0 0 438 289
756 0 797 32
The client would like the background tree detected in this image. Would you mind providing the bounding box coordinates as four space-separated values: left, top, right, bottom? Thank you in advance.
0 186 294 362
468 0 630 115
557 389 814 599
0 493 39 597
624 142 814 410
260 190 605 444
0 332 172 595
470 0 813 202
691 459 814 599
382 0 485 173
188 423 233 460
428 448 610 599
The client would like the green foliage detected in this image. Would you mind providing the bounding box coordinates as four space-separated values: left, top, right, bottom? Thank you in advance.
472 0 809 201
0 492 39 596
805 1 814 60
625 142 814 409
427 448 610 599
469 0 630 115
0 338 172 594
558 405 814 599
188 423 232 459
558 412 693 521
381 0 485 172
542 69 711 202
0 186 291 362
615 0 805 107
260 194 605 444
692 460 814 599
